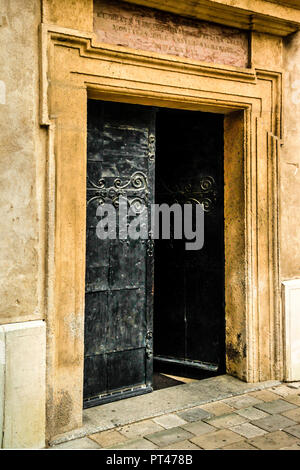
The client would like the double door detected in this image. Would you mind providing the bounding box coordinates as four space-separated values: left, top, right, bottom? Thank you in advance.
84 100 224 407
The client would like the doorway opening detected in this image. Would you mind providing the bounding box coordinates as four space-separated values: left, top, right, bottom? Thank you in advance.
153 108 225 389
83 100 225 408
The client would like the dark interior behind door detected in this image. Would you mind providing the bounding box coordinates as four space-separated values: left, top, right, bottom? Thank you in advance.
154 108 225 376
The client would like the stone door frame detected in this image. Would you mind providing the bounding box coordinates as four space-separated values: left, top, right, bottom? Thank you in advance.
40 24 282 439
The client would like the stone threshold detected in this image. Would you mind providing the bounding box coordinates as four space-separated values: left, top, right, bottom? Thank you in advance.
49 375 280 446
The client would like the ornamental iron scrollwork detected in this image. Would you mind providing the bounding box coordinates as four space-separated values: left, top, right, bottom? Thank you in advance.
87 171 149 213
158 175 217 213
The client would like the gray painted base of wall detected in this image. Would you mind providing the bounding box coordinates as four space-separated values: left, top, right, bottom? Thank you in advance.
0 320 46 449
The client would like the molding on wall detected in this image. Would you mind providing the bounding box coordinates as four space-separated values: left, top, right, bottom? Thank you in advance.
259 0 300 11
122 0 300 36
40 23 283 439
39 23 259 127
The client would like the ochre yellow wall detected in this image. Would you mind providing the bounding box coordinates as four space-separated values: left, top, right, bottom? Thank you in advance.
0 0 45 325
42 0 93 31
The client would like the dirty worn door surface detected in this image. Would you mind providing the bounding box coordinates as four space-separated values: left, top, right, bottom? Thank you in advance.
84 100 155 407
154 108 225 376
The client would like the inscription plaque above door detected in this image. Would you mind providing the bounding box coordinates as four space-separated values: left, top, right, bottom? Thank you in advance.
94 0 249 68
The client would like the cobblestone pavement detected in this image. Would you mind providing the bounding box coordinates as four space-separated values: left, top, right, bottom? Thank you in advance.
52 383 300 450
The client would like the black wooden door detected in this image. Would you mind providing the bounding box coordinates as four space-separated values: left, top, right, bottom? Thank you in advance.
84 100 156 407
154 108 225 375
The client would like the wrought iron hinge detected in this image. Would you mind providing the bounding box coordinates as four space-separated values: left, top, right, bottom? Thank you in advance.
145 330 153 359
147 231 154 257
148 133 155 161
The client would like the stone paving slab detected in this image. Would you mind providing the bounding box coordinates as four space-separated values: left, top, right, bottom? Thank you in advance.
248 430 299 450
222 440 258 450
181 420 216 436
145 427 194 447
199 401 235 416
161 440 201 450
248 390 280 402
223 395 263 409
254 399 297 415
112 438 158 450
230 423 267 438
284 424 300 439
270 385 300 397
51 437 101 449
282 394 300 406
204 413 248 429
235 407 269 421
280 443 300 450
118 419 164 439
282 407 300 423
190 429 243 450
286 382 300 389
89 429 127 448
254 414 296 432
177 408 212 422
153 414 187 429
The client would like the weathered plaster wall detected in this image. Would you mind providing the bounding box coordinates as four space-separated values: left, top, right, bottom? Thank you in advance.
224 111 247 381
251 32 283 69
281 31 300 279
0 0 45 324
42 0 93 31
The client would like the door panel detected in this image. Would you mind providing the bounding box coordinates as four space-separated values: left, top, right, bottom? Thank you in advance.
84 100 155 407
154 108 225 374
106 288 147 352
84 354 107 400
84 291 108 356
107 348 146 391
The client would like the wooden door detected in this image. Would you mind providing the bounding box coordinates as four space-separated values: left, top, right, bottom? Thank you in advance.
84 100 156 407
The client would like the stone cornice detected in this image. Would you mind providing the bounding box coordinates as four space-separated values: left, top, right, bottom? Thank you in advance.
122 0 300 36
